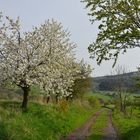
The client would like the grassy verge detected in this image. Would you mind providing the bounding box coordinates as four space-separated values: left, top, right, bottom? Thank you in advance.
112 107 140 140
87 109 109 140
0 99 99 140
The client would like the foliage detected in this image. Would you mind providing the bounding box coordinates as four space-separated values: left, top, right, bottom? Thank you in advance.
72 77 92 98
93 71 140 92
134 69 140 90
83 0 140 66
0 13 92 108
113 107 140 140
87 96 100 107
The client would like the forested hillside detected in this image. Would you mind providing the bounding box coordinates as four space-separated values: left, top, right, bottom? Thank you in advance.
93 71 140 92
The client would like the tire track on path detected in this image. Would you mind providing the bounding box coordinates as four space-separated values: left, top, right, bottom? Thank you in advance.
102 110 118 140
62 110 103 140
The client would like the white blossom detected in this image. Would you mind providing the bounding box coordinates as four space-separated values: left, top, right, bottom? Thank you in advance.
0 14 92 100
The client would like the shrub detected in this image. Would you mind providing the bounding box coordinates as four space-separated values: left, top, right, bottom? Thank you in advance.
87 97 100 107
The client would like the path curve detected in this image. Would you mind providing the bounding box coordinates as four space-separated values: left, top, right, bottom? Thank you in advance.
62 110 103 140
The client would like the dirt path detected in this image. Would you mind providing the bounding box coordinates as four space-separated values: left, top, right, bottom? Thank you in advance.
62 110 103 140
102 110 118 140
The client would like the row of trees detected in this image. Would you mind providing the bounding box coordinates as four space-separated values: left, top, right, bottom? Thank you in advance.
0 12 92 109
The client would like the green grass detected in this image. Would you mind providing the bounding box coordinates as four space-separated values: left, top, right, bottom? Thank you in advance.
0 99 98 140
87 109 109 140
113 107 140 140
85 92 112 103
1 91 139 140
86 92 111 99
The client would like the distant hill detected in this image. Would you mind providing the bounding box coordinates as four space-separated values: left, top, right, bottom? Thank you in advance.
92 71 140 92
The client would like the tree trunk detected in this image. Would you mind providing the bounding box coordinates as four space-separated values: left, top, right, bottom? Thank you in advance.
56 94 59 103
66 96 69 101
21 87 30 110
123 95 127 114
46 96 50 103
119 92 123 112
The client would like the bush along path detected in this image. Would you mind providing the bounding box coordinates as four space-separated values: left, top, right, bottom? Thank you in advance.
102 110 118 140
62 110 103 140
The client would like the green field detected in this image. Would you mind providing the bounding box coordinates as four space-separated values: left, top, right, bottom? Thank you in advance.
0 92 140 140
113 107 140 140
0 99 98 140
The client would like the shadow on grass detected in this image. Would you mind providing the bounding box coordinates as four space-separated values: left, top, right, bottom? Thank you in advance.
0 121 9 140
0 100 21 108
87 134 102 140
122 126 140 140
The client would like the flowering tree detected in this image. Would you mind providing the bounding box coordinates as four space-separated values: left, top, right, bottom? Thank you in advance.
0 13 92 109
41 59 92 102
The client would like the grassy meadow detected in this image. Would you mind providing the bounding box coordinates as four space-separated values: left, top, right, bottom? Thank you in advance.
0 98 99 140
0 90 140 140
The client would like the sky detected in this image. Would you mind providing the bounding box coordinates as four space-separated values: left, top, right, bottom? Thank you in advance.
0 0 140 77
